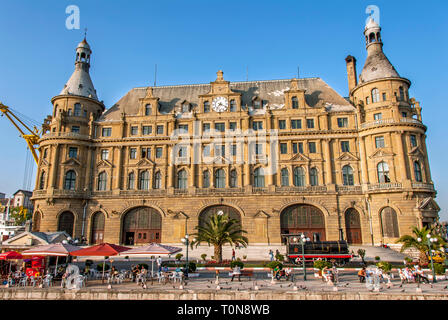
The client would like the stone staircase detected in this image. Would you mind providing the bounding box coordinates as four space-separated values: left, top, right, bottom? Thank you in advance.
348 245 410 263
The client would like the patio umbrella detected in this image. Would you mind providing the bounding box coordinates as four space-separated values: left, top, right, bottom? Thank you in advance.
22 243 80 276
0 251 23 274
70 243 131 282
120 243 182 276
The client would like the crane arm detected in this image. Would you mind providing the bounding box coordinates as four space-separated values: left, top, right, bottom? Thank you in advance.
0 102 40 164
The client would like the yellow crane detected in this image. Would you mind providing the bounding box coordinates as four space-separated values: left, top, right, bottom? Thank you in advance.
0 102 47 165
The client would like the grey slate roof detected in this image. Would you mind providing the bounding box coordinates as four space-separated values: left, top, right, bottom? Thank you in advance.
31 231 70 243
100 77 353 121
60 65 98 100
359 50 400 83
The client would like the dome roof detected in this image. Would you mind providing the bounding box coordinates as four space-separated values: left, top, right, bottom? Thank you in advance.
60 67 98 100
359 50 400 83
365 17 380 30
77 38 91 51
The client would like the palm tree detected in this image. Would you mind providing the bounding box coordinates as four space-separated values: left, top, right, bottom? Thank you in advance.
396 226 446 265
190 212 248 263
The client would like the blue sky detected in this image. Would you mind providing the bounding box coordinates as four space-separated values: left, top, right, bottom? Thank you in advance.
0 0 447 219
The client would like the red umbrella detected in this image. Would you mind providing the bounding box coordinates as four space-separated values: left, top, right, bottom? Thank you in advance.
70 243 131 283
0 251 23 260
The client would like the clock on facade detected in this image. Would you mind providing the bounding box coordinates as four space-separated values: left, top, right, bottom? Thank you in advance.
212 96 228 112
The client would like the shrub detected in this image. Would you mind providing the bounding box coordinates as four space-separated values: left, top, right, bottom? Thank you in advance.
243 255 247 260
376 261 392 273
230 260 244 269
275 253 285 262
375 256 381 261
201 254 207 261
175 253 183 261
265 261 283 270
313 260 332 270
183 262 196 273
137 263 149 270
434 263 446 275
96 263 110 272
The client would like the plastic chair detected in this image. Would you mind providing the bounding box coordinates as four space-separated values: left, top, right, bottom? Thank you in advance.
156 272 165 283
19 277 27 287
172 272 183 283
43 274 53 287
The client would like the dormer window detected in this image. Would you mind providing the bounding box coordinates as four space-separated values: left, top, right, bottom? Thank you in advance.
292 97 299 109
182 103 190 113
230 100 237 112
204 101 210 113
145 104 152 116
253 100 261 110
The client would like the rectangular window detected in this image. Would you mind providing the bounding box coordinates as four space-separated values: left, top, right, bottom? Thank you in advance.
337 118 348 128
130 126 138 135
382 93 387 101
298 142 304 154
68 147 78 159
252 121 263 131
255 144 263 155
374 113 382 120
156 147 163 158
203 123 210 133
102 127 111 137
308 142 316 153
375 136 385 148
130 148 137 159
203 145 211 157
366 97 370 105
71 126 80 133
142 147 151 159
156 125 164 135
101 149 109 160
215 145 225 157
291 119 302 129
142 126 152 135
215 123 225 132
410 135 417 147
229 122 237 131
231 144 237 156
306 119 315 129
292 143 298 154
401 112 407 118
178 124 188 133
280 143 288 154
279 120 286 130
341 141 350 152
254 101 261 109
178 146 187 157
74 104 81 117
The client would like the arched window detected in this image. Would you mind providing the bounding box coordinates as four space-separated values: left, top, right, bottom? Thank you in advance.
122 207 162 244
97 172 107 191
202 170 210 188
64 170 76 190
74 103 81 116
139 171 150 190
281 168 289 187
90 211 105 244
369 32 376 43
371 88 380 103
280 204 326 241
377 162 390 183
32 211 41 232
177 170 187 189
154 171 162 189
342 166 354 186
39 171 46 190
310 168 318 186
128 172 135 190
145 104 152 116
58 211 75 237
399 87 405 101
292 96 299 109
380 207 400 238
230 100 237 112
253 167 265 187
293 167 305 187
230 169 237 188
414 161 423 182
215 169 226 188
345 208 362 244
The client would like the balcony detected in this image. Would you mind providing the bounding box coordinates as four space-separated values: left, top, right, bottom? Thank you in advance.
275 186 328 193
336 185 362 193
195 188 246 195
360 118 424 130
41 132 91 140
411 183 435 192
119 189 167 196
367 183 402 192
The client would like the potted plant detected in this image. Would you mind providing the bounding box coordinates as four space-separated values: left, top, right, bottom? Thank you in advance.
201 254 207 263
313 260 332 280
357 249 366 265
242 255 247 262
175 253 183 263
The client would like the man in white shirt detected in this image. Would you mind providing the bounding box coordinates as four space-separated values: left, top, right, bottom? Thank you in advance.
157 256 162 272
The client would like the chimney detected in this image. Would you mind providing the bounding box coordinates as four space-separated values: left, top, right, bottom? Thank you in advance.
345 55 358 93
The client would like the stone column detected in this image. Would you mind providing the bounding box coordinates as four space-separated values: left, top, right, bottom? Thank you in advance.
394 131 407 182
359 136 369 184
323 139 333 184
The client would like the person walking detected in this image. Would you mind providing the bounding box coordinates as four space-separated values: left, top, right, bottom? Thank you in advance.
156 256 162 272
414 265 430 284
269 250 274 262
232 249 236 261
231 265 241 282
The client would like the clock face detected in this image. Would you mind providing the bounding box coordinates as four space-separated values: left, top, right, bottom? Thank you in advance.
212 96 228 112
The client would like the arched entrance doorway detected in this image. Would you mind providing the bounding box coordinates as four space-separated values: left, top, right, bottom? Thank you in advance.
380 207 400 238
198 205 242 235
345 208 362 244
122 207 162 245
32 212 41 232
58 211 75 237
90 212 105 244
280 204 326 243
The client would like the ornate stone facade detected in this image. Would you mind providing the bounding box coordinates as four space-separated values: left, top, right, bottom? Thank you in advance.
31 19 440 246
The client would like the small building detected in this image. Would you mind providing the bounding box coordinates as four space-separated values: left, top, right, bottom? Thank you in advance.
0 231 70 252
12 190 33 212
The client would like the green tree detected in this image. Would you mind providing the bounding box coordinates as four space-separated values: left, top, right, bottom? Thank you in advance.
10 206 32 226
396 226 446 265
357 249 366 265
190 213 248 263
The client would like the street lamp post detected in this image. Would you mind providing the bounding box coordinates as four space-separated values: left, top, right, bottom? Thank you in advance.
294 234 310 281
181 234 196 279
418 234 438 283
